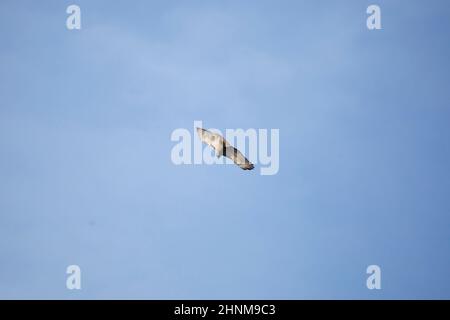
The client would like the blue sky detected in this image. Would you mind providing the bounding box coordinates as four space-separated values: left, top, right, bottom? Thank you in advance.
0 0 449 299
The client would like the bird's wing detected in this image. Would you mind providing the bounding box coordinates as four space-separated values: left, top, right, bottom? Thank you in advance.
196 127 224 151
224 146 254 170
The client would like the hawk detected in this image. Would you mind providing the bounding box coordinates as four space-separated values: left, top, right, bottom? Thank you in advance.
196 127 254 170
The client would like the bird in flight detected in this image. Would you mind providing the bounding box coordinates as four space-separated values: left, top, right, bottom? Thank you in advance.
196 127 254 170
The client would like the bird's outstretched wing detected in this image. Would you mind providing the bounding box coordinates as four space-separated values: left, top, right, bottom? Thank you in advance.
196 127 224 153
224 146 254 170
